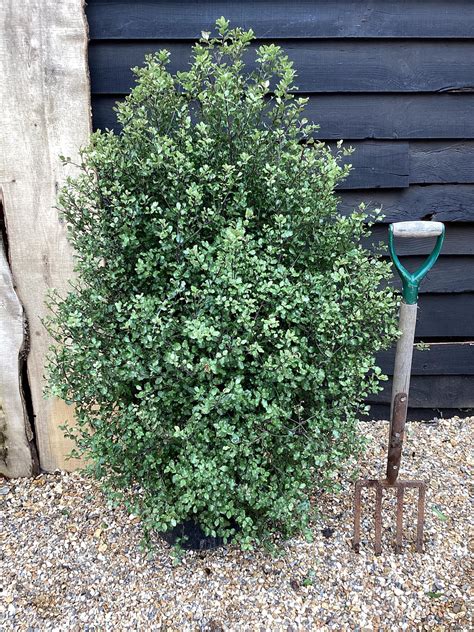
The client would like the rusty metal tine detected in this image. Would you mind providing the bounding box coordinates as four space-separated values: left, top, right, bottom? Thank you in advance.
395 486 404 553
353 481 363 553
374 484 383 555
416 483 426 553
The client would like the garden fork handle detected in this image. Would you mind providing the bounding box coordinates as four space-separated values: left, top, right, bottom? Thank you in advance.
389 302 418 420
387 302 417 483
387 221 445 483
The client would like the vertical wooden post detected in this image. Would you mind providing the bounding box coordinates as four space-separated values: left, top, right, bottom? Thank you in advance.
0 230 38 477
0 0 90 472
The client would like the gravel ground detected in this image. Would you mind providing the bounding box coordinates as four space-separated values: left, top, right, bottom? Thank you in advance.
1 417 472 631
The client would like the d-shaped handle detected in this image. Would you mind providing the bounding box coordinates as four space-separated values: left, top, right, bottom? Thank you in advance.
389 221 445 304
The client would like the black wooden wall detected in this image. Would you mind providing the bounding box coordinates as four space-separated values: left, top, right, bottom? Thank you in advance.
86 1 474 419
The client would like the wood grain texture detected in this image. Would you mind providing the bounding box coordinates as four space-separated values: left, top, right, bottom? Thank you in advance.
377 343 474 376
338 185 474 223
409 142 474 185
340 141 474 190
369 375 474 408
91 94 474 140
86 1 474 39
88 40 474 94
337 142 409 189
390 303 418 414
305 95 474 140
391 221 444 238
414 295 474 338
369 404 473 421
0 237 36 477
0 0 90 472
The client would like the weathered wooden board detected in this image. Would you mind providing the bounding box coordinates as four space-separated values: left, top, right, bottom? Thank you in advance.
339 141 474 190
337 142 409 190
415 295 474 338
340 142 474 189
409 142 474 185
369 375 474 408
305 95 474 140
0 233 37 477
339 140 474 190
92 94 474 140
368 404 473 421
368 224 474 255
87 1 474 39
88 40 474 94
377 343 474 375
338 185 474 223
0 0 90 472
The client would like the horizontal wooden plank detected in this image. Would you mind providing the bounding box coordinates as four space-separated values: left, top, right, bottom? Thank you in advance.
415 294 474 338
305 95 474 140
318 141 473 189
336 142 409 189
337 141 474 189
92 94 474 140
88 40 474 94
368 404 473 421
86 1 474 39
340 140 474 190
377 343 474 375
409 141 474 185
368 375 474 407
386 256 474 294
367 224 474 256
338 185 474 222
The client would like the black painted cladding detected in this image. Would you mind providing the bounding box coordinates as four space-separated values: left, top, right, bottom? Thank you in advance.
87 1 474 39
89 40 474 94
86 0 474 417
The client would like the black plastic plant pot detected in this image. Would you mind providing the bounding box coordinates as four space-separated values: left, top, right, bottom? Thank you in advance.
161 520 236 551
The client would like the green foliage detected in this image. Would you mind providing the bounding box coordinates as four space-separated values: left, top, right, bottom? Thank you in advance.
432 505 448 522
46 20 398 548
415 341 430 352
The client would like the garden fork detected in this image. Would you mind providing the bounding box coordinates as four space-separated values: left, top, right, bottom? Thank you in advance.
353 220 445 554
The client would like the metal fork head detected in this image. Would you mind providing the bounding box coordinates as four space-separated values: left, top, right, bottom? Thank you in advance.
353 478 426 555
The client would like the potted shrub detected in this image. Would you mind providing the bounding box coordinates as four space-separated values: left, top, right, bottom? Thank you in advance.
47 18 398 549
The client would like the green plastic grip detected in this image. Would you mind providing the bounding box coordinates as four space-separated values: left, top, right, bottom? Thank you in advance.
388 223 445 304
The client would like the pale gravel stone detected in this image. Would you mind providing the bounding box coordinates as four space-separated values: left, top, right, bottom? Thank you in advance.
0 417 472 630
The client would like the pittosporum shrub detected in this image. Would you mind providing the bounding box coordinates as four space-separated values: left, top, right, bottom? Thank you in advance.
47 19 398 548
